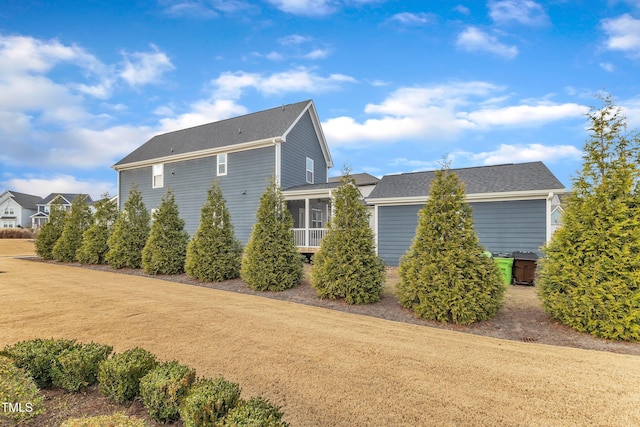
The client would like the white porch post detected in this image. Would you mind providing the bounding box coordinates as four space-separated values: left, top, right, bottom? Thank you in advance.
546 192 553 243
304 197 310 247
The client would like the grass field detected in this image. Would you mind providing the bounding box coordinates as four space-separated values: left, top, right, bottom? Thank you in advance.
1 240 639 426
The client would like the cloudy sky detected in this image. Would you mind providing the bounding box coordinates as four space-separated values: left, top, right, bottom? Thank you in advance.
1 0 640 198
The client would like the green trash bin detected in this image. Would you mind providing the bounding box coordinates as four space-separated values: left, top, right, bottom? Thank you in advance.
492 253 514 285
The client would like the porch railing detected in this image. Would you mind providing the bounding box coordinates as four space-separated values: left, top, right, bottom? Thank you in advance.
292 228 329 248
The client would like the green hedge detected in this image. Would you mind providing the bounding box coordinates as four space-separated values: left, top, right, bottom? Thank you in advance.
98 347 158 404
180 377 241 427
0 356 45 423
139 360 196 423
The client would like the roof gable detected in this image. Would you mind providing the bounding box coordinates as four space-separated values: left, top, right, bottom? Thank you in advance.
0 190 42 209
114 100 330 168
368 162 565 200
39 193 93 205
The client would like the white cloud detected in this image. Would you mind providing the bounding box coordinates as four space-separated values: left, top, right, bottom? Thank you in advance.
158 99 248 132
265 0 338 16
456 27 519 59
303 49 330 59
459 103 589 127
488 0 549 26
322 82 589 148
212 67 357 98
160 0 254 18
602 14 640 58
599 62 615 72
119 45 175 87
462 143 582 165
4 175 116 200
389 12 434 26
453 5 470 15
278 34 313 45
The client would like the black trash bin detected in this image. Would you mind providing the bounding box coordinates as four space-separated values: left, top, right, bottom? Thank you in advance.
512 251 538 285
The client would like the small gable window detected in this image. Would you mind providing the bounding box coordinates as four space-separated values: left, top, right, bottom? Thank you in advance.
306 157 314 184
152 164 164 188
217 153 227 176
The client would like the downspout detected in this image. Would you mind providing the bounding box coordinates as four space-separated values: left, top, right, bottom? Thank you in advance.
273 138 282 187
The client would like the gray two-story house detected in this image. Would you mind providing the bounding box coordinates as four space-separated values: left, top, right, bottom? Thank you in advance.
113 100 334 244
30 193 94 228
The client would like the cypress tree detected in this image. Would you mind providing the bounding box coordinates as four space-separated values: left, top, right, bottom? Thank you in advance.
241 177 303 291
397 165 504 325
35 197 67 260
311 170 385 304
142 189 190 275
106 185 150 269
185 181 242 282
77 193 120 264
52 195 93 262
537 94 640 340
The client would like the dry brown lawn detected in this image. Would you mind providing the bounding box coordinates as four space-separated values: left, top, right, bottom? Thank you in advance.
1 240 640 426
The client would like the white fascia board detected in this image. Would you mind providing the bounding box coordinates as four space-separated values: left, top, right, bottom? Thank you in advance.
113 137 283 171
282 187 334 200
367 188 567 206
282 100 334 169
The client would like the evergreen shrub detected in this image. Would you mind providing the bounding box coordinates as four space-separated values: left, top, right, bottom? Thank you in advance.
222 396 289 427
50 342 113 392
1 338 78 388
77 193 120 264
311 171 385 304
98 347 158 404
180 376 241 427
0 356 45 423
35 198 67 260
537 94 640 340
397 166 505 325
185 181 242 282
106 185 150 269
142 189 190 275
241 178 303 291
52 195 93 262
139 360 196 423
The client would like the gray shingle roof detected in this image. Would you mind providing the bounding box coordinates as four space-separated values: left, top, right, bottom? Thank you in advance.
39 193 94 205
5 191 41 209
328 173 380 186
368 162 565 199
114 100 313 167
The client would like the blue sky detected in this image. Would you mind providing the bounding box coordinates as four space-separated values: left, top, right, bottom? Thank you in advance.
1 0 640 199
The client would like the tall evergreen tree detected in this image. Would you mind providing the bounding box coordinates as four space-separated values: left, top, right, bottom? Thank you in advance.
185 181 242 282
311 170 385 304
35 197 67 260
106 185 150 269
241 177 303 291
52 195 93 262
77 193 120 264
142 189 190 275
397 165 504 325
538 94 640 340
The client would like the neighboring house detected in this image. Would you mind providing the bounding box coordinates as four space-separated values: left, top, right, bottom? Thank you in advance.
113 100 333 244
549 193 567 235
0 190 41 228
366 162 567 266
31 193 94 228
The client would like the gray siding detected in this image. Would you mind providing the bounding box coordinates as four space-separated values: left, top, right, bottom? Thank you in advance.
377 200 547 266
281 111 327 188
119 146 276 243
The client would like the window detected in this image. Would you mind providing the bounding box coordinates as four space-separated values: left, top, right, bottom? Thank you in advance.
311 208 323 228
217 153 227 176
306 157 314 184
152 164 164 188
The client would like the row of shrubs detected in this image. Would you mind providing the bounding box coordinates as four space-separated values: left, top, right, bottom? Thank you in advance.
0 338 288 426
0 227 34 239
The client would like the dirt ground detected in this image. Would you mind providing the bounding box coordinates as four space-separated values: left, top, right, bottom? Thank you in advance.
1 240 640 426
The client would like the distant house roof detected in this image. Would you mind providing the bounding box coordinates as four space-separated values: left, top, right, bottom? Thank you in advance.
368 162 566 201
2 191 41 210
39 193 94 205
328 173 380 186
114 99 332 169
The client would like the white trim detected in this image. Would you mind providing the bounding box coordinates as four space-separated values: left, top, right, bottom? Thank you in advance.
306 157 314 184
374 204 379 255
546 192 553 243
282 187 334 199
113 137 283 171
274 139 281 186
152 164 164 188
367 188 567 206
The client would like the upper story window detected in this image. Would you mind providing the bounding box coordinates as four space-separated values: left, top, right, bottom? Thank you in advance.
306 157 314 184
217 153 227 176
3 207 14 215
152 164 164 188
